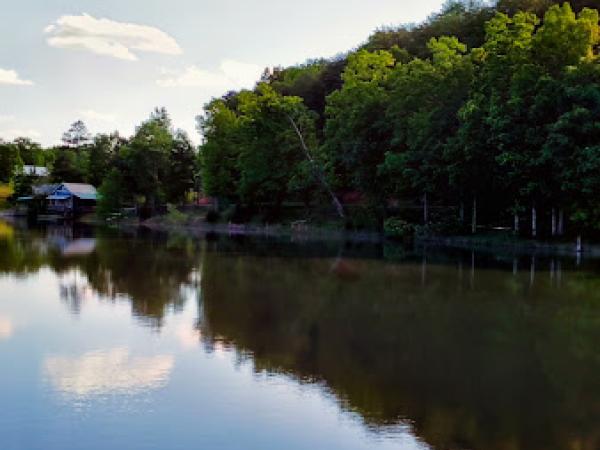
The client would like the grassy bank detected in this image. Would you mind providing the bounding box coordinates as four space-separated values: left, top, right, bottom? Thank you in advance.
0 184 13 210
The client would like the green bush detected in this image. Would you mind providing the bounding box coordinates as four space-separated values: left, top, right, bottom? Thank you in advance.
166 204 187 224
384 217 414 239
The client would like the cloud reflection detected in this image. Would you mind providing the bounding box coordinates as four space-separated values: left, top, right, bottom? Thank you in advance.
44 348 174 397
0 317 13 340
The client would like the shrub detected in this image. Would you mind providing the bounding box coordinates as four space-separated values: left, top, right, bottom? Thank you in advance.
384 217 414 239
166 203 187 224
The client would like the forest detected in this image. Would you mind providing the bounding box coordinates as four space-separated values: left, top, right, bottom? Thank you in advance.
2 1 600 240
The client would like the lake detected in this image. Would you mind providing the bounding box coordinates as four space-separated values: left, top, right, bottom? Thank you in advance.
0 220 598 450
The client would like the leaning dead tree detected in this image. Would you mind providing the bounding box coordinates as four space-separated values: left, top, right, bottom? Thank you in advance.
287 115 345 219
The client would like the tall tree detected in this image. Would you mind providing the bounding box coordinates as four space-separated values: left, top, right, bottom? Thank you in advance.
166 130 196 203
62 120 92 148
322 49 396 201
0 141 21 183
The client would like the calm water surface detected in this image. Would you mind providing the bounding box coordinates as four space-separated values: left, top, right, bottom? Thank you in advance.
0 220 598 450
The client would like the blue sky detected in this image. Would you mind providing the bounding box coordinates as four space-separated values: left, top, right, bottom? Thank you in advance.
0 0 445 146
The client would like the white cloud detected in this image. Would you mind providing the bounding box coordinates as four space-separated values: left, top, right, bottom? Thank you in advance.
80 109 117 123
0 129 41 141
0 317 13 340
0 68 34 86
44 348 174 397
157 59 264 89
45 14 183 61
0 115 14 123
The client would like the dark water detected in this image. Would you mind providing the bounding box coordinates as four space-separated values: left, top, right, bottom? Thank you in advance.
0 220 598 450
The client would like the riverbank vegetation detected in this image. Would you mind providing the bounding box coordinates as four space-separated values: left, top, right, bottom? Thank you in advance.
199 0 600 242
2 1 600 243
0 112 198 218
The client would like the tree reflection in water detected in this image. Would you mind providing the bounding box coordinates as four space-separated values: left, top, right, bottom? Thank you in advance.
197 240 600 450
0 220 599 450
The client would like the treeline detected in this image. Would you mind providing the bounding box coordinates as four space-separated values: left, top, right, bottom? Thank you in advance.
199 0 600 239
0 109 198 217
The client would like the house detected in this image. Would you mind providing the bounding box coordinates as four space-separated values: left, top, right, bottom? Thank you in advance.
47 183 98 216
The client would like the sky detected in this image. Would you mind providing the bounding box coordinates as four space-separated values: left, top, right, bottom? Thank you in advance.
0 0 446 146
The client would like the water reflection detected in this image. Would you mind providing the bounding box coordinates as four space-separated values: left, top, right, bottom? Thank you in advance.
196 243 600 450
0 316 13 340
44 348 174 398
0 220 599 450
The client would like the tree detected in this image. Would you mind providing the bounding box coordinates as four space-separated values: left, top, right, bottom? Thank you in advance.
166 130 196 203
97 169 127 218
88 134 117 187
13 138 44 166
120 109 174 211
382 37 473 223
197 99 242 203
0 141 21 183
51 150 85 182
322 49 396 202
451 10 539 232
235 84 318 213
62 120 91 148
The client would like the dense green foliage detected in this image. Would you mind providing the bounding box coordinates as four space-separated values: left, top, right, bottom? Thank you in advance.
198 1 600 238
0 110 198 216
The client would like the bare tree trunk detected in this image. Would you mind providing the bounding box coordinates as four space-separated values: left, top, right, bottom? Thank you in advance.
288 116 345 219
472 197 477 235
423 192 429 225
459 201 465 224
514 213 519 235
551 208 557 237
558 209 564 236
577 235 583 254
532 206 537 238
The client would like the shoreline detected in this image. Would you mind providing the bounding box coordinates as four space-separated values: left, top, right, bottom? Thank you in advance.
2 211 598 256
134 217 600 257
137 219 384 243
